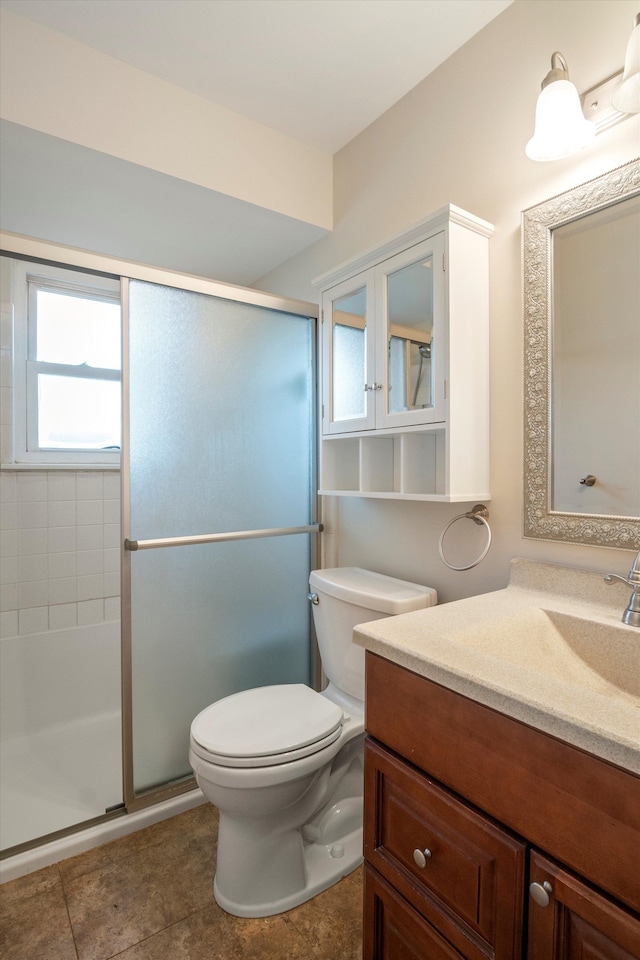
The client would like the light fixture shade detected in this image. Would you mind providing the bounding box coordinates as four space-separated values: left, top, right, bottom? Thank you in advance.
526 78 596 161
612 13 640 114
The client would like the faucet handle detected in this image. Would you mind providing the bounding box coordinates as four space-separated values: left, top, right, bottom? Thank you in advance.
605 546 640 587
604 573 634 588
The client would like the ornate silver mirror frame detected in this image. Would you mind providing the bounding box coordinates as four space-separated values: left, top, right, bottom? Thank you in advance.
522 158 640 550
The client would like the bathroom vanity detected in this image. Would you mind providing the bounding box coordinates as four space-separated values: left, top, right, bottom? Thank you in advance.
355 560 640 958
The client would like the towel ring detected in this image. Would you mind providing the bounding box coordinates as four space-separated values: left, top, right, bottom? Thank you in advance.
438 504 491 571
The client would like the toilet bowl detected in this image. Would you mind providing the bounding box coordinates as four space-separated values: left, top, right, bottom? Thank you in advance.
189 567 437 918
189 683 364 917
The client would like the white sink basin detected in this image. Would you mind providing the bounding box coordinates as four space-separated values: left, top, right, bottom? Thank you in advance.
448 608 639 702
353 559 640 772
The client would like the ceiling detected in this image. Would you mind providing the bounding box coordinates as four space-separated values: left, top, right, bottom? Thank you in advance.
1 0 513 284
1 0 512 153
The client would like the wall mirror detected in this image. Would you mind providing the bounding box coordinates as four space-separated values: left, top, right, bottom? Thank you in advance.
522 158 640 550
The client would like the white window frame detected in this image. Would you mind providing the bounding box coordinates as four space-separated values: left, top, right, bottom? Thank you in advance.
10 260 122 467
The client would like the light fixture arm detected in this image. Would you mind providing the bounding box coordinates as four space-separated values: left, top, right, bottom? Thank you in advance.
541 52 570 89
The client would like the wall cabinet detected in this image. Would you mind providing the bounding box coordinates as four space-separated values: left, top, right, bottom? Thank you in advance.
314 206 493 501
364 652 640 960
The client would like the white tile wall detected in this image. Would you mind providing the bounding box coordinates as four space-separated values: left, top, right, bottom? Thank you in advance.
0 470 120 637
1 298 13 466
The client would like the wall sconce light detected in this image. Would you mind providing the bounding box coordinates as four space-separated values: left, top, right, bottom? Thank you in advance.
526 52 596 162
612 12 640 114
527 17 640 163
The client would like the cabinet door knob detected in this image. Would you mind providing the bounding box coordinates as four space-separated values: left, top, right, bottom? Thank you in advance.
529 880 553 907
413 848 432 868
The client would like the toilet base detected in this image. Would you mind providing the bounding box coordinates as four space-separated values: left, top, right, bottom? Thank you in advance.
213 821 363 918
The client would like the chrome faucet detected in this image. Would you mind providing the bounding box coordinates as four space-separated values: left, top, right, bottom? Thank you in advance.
604 550 640 627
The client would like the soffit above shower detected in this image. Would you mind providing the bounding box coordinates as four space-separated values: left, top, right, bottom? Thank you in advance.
0 120 328 287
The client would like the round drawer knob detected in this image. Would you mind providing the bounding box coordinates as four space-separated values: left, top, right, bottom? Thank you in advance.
529 880 553 907
413 848 432 869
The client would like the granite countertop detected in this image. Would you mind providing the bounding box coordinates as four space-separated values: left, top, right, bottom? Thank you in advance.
353 558 640 774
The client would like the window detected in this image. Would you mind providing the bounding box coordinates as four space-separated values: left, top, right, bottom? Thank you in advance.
9 260 121 466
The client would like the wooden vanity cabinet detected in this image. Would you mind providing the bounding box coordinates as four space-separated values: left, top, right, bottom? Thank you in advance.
363 652 640 960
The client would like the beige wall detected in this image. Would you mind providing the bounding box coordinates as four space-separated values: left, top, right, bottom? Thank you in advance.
257 0 640 602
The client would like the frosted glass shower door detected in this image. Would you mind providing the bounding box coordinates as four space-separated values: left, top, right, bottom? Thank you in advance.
125 280 316 796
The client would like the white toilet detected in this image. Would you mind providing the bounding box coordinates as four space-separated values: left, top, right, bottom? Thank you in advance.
189 566 437 918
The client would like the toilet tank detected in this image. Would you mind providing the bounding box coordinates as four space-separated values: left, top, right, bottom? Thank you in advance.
308 567 437 702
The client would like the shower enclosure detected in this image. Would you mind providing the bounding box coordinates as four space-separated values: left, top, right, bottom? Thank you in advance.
123 277 319 806
0 244 319 867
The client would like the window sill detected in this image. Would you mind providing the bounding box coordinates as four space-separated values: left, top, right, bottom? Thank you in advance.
1 462 121 472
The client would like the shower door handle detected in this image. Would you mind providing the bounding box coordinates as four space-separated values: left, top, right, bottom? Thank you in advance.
125 523 323 552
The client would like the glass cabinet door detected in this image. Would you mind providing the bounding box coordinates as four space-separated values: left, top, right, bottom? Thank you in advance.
322 270 376 434
321 233 445 435
376 234 446 429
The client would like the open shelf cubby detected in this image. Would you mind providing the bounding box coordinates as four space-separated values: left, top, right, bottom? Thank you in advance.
319 430 447 499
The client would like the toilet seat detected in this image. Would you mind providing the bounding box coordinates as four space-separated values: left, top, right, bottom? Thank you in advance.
190 684 345 768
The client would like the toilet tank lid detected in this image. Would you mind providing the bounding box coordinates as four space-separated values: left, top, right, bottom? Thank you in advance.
309 567 437 615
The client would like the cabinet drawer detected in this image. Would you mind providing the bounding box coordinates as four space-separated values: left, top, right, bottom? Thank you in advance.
364 738 525 959
364 864 467 960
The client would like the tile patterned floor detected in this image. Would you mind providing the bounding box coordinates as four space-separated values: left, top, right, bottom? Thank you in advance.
0 804 363 960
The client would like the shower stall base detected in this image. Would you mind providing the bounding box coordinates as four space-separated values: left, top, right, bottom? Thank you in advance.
0 708 122 851
0 621 122 859
0 620 208 884
1 785 206 884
